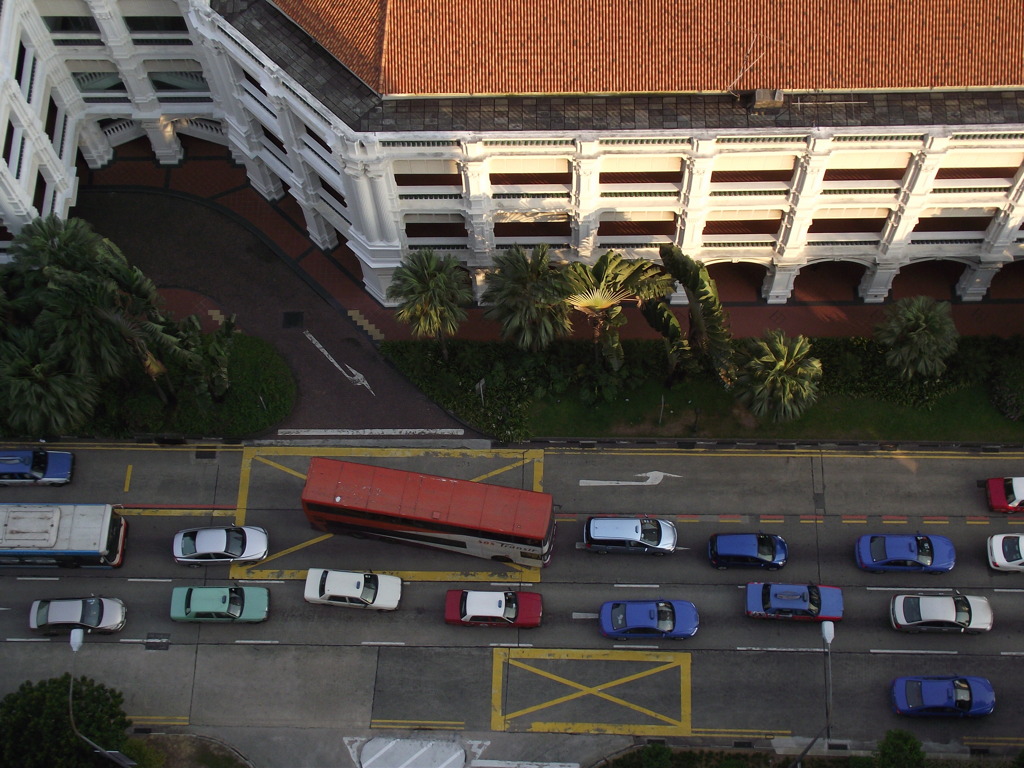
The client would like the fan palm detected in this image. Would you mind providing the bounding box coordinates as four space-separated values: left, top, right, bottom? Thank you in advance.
387 249 473 361
734 329 822 423
875 296 959 380
482 245 573 352
0 327 100 436
564 250 676 370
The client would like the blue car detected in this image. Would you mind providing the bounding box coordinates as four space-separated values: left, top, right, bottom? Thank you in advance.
708 533 787 570
891 676 995 717
0 450 74 486
599 600 699 639
855 534 955 573
745 582 844 622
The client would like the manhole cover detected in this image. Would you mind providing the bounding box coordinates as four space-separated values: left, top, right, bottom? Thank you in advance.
282 311 304 328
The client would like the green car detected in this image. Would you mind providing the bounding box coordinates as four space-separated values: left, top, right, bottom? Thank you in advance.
170 586 269 623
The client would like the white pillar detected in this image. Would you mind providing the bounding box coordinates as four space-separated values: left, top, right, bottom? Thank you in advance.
762 264 800 304
858 264 901 303
956 264 1001 302
680 153 714 251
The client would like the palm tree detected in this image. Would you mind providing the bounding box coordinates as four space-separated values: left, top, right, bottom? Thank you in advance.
564 250 676 370
481 244 573 352
386 248 473 361
875 296 959 380
0 327 100 436
659 245 735 386
734 329 822 423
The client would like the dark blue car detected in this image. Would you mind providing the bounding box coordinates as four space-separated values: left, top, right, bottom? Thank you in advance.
708 533 787 570
599 599 699 639
891 676 995 717
855 534 956 573
745 582 844 622
0 450 74 486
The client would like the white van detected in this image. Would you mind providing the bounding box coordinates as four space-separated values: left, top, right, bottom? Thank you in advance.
583 517 677 555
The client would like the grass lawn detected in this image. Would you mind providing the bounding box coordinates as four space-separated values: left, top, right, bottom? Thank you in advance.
529 381 1024 443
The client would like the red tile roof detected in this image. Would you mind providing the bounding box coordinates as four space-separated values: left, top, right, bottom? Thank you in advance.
269 0 1024 96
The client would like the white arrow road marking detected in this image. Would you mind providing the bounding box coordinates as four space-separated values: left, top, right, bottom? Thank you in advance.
579 471 682 486
303 330 375 395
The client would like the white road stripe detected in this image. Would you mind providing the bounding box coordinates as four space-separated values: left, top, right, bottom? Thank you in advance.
246 580 285 584
1000 651 1024 656
865 586 949 592
362 641 405 646
613 644 659 650
571 612 599 620
614 583 659 588
234 640 279 644
489 643 534 648
7 637 50 642
118 638 149 644
993 588 1024 593
736 647 823 653
128 578 172 582
490 583 535 587
16 576 59 581
870 649 957 654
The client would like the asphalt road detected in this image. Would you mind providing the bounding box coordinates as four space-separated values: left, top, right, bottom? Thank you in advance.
2 443 1023 766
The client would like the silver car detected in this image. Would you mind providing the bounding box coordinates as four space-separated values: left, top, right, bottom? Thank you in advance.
29 597 127 634
173 526 269 565
890 593 993 634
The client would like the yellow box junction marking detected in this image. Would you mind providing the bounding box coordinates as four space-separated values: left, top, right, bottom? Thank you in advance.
491 648 691 736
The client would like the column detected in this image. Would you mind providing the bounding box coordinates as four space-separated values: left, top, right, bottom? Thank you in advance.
879 138 948 259
955 264 1001 302
762 264 800 304
573 213 601 261
459 156 492 263
858 264 901 303
775 143 830 258
679 153 714 251
139 119 183 165
293 182 338 250
76 120 114 168
344 161 382 243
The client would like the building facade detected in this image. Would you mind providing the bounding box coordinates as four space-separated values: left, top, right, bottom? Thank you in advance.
3 0 1023 305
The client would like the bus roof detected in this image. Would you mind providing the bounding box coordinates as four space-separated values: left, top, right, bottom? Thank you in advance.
302 459 553 539
0 504 113 552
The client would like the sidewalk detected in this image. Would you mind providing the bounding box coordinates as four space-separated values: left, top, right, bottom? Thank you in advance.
72 136 1024 437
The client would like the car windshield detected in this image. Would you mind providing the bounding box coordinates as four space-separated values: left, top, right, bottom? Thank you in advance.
640 520 661 545
1002 537 1023 561
224 529 245 557
805 586 822 616
656 602 675 632
502 592 518 620
80 598 102 628
31 451 48 474
913 536 933 566
756 535 774 560
905 680 923 708
869 536 887 562
953 678 972 711
610 604 627 629
1005 478 1020 505
225 588 244 618
952 595 971 627
360 574 378 603
902 597 922 623
180 532 198 556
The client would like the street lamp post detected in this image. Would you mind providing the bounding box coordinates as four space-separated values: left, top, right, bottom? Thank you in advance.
821 620 835 742
68 629 137 767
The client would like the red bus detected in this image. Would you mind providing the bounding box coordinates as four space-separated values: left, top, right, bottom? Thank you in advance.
301 459 555 566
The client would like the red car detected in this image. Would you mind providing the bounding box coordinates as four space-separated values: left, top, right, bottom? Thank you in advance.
985 477 1024 513
444 590 543 628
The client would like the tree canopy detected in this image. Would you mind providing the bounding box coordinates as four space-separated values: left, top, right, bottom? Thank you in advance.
0 674 132 768
0 215 236 437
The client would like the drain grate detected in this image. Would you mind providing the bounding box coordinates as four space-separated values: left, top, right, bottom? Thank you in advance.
282 311 304 328
145 633 170 651
194 449 217 461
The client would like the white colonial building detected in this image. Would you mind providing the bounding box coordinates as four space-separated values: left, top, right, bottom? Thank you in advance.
2 0 1024 304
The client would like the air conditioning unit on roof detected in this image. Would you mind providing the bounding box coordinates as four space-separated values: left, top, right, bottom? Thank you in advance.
752 89 785 109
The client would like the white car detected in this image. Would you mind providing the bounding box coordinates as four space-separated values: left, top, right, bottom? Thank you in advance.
303 568 402 610
29 597 127 634
890 593 993 634
988 534 1024 571
172 526 269 565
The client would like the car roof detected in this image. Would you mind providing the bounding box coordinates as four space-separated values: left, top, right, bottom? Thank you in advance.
588 518 642 539
463 591 506 618
766 584 812 610
0 452 35 472
193 528 231 552
622 601 660 629
715 533 762 557
186 587 233 612
319 570 364 599
46 599 86 624
906 595 959 623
